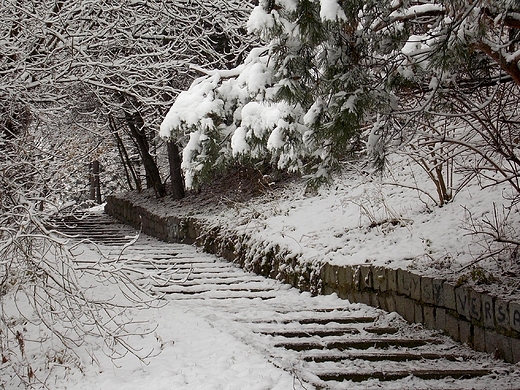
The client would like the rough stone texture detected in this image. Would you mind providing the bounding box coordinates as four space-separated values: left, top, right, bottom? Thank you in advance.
354 291 372 306
432 278 445 307
495 298 510 330
421 276 434 304
409 272 421 301
336 266 352 299
423 306 436 330
352 266 361 290
397 269 421 300
414 302 423 324
386 268 397 292
435 307 446 330
369 292 380 308
359 265 373 290
481 293 495 329
443 282 457 311
445 313 460 342
459 319 472 345
397 269 411 296
509 301 520 333
386 294 397 314
469 289 482 322
395 295 415 323
321 264 339 295
474 325 486 352
372 266 387 292
455 286 470 319
486 330 513 362
512 337 520 363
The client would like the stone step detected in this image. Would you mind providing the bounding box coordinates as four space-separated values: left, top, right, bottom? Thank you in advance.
162 292 279 300
257 328 361 337
54 210 520 389
315 368 492 382
294 316 378 325
275 337 441 351
302 350 477 362
152 284 276 294
363 326 399 335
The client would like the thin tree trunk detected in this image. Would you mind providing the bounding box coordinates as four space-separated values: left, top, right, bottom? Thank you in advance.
124 110 166 197
110 116 142 192
167 140 185 199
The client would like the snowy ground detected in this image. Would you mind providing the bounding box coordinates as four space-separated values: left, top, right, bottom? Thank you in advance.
3 154 520 389
62 303 304 390
1 241 307 390
198 155 520 300
4 236 518 390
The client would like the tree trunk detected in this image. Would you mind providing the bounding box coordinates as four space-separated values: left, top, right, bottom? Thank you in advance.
110 115 142 192
113 130 141 192
124 110 166 197
167 140 185 199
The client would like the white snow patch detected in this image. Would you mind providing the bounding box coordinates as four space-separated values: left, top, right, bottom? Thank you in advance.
320 0 347 22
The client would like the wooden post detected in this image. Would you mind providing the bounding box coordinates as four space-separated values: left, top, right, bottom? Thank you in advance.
90 160 102 204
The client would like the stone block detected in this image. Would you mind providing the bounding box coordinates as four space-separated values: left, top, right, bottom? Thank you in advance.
509 301 520 333
352 266 361 291
485 330 513 363
336 266 350 298
512 337 520 364
423 306 435 329
319 263 330 285
372 266 387 292
346 291 356 303
378 293 389 312
396 295 415 323
355 291 371 306
320 264 336 291
157 223 165 236
386 268 397 292
435 307 446 330
370 292 380 308
495 298 510 330
443 282 456 310
421 276 434 304
459 319 471 345
409 272 421 301
432 278 445 307
473 325 486 352
481 293 495 329
322 285 335 295
455 285 470 319
385 294 397 313
469 289 482 322
397 268 411 296
480 293 495 328
445 313 460 341
359 265 373 290
414 302 423 324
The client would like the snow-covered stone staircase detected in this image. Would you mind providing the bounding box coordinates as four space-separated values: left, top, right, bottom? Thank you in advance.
51 211 520 389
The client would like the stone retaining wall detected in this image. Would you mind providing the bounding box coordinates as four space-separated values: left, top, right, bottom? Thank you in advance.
105 193 520 364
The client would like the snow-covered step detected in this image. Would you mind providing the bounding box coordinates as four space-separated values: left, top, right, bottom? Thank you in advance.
274 336 442 351
301 350 478 362
57 210 520 389
313 368 493 382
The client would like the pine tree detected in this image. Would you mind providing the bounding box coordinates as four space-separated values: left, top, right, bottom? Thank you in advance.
161 0 520 194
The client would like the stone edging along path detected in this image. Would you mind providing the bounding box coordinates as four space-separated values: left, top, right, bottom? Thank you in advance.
105 193 520 364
